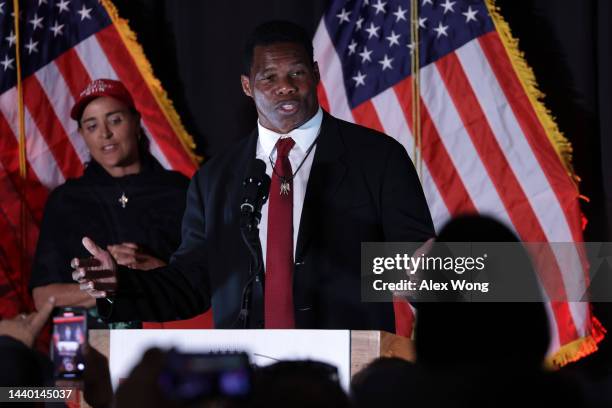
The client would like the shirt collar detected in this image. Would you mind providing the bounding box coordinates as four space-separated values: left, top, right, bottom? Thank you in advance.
258 107 323 157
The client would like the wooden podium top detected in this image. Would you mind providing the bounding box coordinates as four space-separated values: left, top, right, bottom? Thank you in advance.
350 330 415 376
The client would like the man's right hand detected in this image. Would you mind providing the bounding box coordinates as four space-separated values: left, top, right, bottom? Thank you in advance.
71 237 118 298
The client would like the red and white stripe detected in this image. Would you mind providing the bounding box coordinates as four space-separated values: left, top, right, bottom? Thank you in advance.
0 26 198 198
0 89 65 189
314 20 592 355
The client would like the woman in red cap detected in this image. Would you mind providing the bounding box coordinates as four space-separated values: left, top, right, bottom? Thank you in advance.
29 79 190 328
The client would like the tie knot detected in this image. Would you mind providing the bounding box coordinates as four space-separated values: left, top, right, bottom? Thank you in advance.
276 137 295 157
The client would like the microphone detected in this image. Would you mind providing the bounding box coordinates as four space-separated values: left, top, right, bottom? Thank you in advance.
237 159 270 328
240 159 270 229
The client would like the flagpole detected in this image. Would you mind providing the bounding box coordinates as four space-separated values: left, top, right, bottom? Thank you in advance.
13 0 28 299
410 0 422 179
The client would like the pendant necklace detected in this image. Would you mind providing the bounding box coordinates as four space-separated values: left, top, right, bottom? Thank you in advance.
268 133 319 196
280 179 291 196
115 178 131 208
118 192 129 208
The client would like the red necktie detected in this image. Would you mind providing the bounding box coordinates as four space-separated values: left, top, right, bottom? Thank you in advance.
265 137 296 328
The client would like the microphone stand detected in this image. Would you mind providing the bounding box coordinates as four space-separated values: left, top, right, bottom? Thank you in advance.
238 171 269 329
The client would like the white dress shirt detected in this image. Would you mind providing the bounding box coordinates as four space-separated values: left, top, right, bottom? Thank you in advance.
256 107 323 269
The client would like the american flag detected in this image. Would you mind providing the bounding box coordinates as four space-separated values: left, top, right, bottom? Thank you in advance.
0 0 198 319
314 0 604 365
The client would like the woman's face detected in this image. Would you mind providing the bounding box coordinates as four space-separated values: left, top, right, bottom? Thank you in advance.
78 96 141 176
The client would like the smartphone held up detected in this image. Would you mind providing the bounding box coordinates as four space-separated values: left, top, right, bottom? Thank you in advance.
51 307 87 380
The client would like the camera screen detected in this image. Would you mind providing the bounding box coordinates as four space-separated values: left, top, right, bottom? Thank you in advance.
52 311 87 379
159 351 251 402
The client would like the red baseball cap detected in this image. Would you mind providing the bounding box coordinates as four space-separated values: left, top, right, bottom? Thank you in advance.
70 78 135 121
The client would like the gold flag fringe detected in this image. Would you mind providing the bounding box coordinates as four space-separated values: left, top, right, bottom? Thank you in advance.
485 0 576 184
546 316 606 369
486 0 605 367
100 0 202 165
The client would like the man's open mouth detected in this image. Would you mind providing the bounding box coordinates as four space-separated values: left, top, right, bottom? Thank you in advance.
276 100 299 114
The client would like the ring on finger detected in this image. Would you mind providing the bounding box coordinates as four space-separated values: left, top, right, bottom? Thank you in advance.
79 281 94 291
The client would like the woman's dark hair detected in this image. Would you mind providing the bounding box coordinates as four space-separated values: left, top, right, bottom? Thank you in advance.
137 125 151 156
242 20 314 75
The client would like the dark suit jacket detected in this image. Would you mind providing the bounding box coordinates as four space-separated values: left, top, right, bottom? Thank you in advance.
98 112 435 330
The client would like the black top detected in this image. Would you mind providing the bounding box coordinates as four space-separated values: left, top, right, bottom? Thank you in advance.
30 154 189 291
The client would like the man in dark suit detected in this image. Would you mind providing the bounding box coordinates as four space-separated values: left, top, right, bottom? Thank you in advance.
72 21 434 330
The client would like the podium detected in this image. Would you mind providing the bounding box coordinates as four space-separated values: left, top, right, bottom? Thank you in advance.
83 329 414 407
349 330 415 375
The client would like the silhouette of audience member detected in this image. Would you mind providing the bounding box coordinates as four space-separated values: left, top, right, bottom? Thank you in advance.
115 350 349 408
116 348 250 408
412 215 586 407
0 297 112 407
415 215 550 369
0 297 55 386
350 357 417 408
251 360 349 408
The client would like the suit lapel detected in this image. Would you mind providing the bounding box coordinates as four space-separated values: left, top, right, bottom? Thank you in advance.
295 112 347 261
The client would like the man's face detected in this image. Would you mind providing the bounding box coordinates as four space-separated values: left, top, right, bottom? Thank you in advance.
241 42 320 134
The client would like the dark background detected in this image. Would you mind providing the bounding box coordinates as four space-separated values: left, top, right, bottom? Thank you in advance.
111 0 612 368
112 0 328 158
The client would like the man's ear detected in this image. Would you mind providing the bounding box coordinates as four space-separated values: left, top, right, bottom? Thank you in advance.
313 61 321 85
240 75 253 98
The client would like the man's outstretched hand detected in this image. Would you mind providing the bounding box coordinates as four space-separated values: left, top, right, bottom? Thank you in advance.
71 237 118 298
